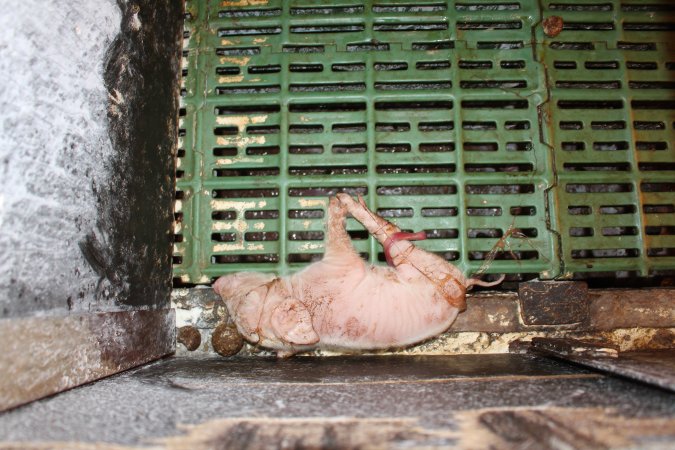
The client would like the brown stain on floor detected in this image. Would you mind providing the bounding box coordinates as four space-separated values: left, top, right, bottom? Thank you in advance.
3 407 674 450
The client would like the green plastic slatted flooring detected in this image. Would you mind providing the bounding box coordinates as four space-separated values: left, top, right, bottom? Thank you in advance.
174 0 675 284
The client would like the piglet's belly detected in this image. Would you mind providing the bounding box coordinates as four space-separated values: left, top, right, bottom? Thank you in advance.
310 274 459 350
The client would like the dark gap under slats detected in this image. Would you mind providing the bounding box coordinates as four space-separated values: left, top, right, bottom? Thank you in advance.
289 63 323 72
374 4 447 13
511 206 536 216
570 227 594 237
416 60 451 70
376 208 414 218
248 65 281 74
332 144 367 154
585 61 619 70
467 207 502 216
289 145 323 155
425 229 459 239
283 44 325 53
562 162 631 171
216 66 240 75
374 22 448 31
245 231 280 241
412 41 454 50
463 121 496 130
291 6 364 15
333 123 367 133
563 22 614 31
332 63 366 72
376 143 412 153
376 164 456 174
377 185 457 196
554 61 577 69
420 142 456 152
288 231 323 241
219 8 281 17
213 188 279 198
245 210 279 219
247 145 280 156
247 125 280 135
568 206 592 215
419 121 454 131
289 165 368 175
602 227 638 236
550 3 612 11
456 3 520 11
216 104 280 114
464 142 498 151
626 61 658 70
465 163 534 172
375 81 452 90
459 60 492 69
213 167 280 177
212 211 237 220
599 205 636 214
557 100 623 109
477 41 523 49
218 27 281 36
290 102 367 112
644 204 674 214
374 62 408 71
422 207 458 217
290 24 365 33
501 60 526 69
646 226 675 236
288 186 368 196
571 249 639 259
591 121 625 130
376 123 410 132
560 121 583 130
565 183 633 193
288 209 324 219
289 83 366 92
212 254 280 264
505 121 530 130
638 162 675 171
289 124 324 134
466 184 535 194
376 101 453 110
556 80 621 89
214 147 237 156
461 80 527 89
347 42 390 51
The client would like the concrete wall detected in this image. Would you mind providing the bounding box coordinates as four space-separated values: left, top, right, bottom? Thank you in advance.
0 0 182 318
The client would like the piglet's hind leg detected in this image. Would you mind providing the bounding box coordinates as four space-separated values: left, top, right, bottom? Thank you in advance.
323 196 362 263
336 194 401 245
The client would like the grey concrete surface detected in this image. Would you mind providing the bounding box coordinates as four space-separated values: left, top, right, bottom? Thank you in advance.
0 355 673 448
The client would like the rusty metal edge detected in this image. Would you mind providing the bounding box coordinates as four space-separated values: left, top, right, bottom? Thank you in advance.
529 346 675 393
0 309 175 412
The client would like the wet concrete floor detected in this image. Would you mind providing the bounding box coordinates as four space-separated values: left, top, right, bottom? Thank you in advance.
0 354 674 448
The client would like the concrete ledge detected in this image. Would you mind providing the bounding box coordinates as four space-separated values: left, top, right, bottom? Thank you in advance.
173 287 675 356
0 309 175 412
456 288 675 333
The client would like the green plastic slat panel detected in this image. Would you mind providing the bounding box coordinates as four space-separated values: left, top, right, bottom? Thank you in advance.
174 0 674 284
539 0 675 277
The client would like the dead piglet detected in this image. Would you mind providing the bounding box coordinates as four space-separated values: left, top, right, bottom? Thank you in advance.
213 195 503 357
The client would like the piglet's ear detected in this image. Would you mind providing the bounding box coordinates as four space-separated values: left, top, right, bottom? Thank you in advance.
271 298 319 346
